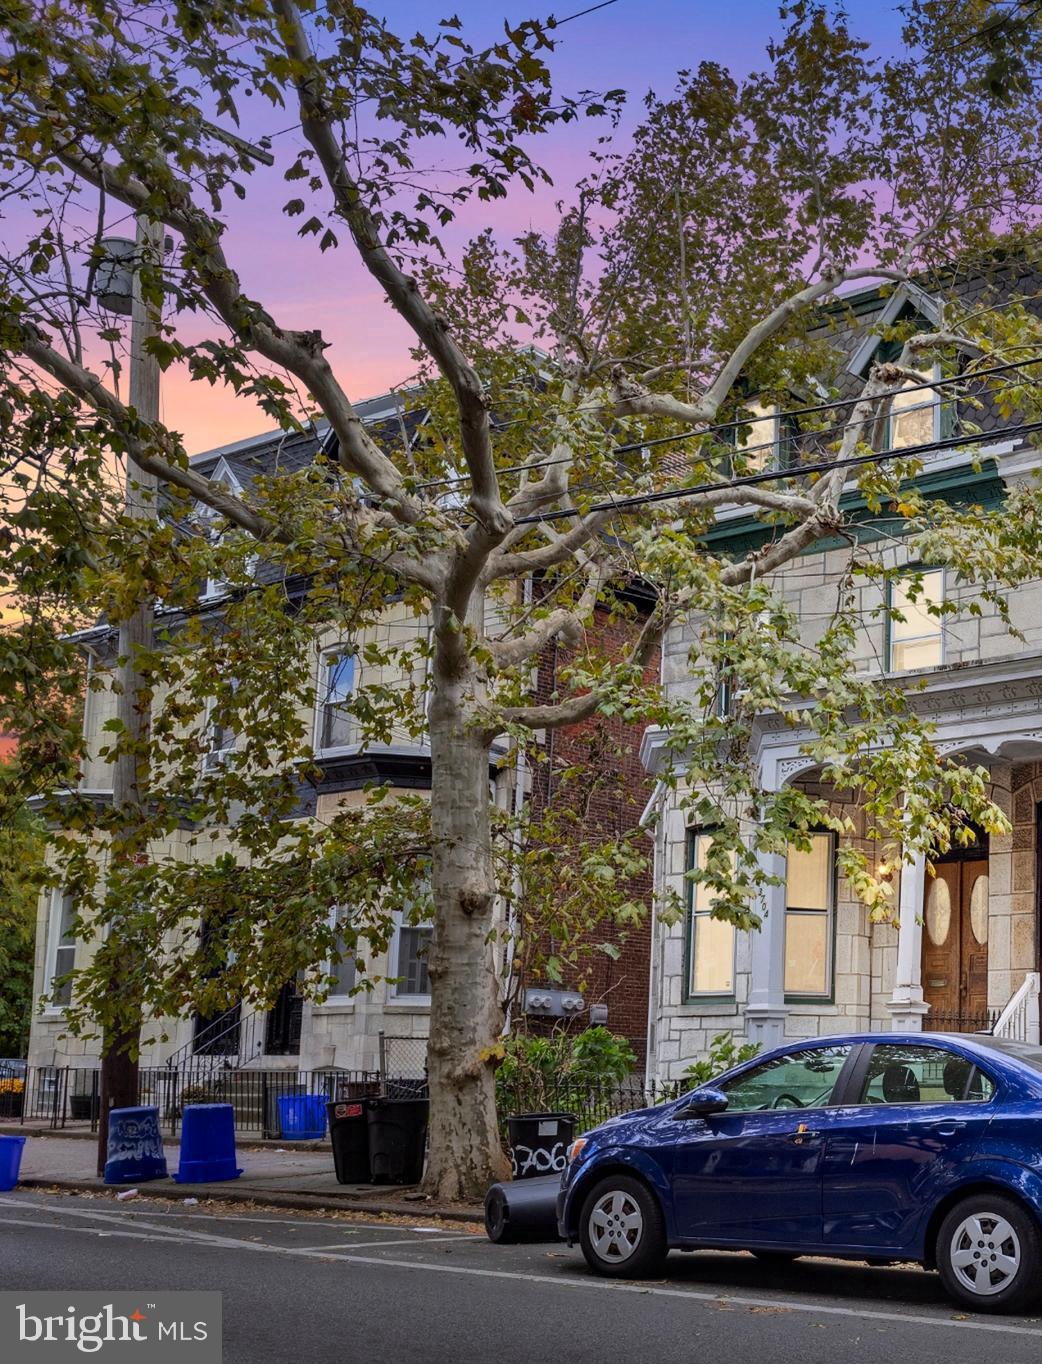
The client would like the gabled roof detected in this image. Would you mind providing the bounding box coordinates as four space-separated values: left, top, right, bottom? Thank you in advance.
845 281 943 378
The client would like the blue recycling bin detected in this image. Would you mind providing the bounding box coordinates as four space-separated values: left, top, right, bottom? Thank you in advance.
0 1135 26 1191
103 1105 168 1185
277 1093 327 1140
174 1103 242 1183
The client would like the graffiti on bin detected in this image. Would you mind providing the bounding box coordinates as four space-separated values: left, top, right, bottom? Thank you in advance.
510 1141 566 1177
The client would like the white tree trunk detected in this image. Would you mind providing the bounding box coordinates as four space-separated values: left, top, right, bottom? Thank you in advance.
422 662 510 1201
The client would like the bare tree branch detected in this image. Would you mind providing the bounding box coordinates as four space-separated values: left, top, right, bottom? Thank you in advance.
270 0 510 542
492 595 668 732
17 321 444 591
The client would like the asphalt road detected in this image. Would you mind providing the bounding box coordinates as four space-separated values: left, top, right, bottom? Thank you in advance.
3 1191 1042 1363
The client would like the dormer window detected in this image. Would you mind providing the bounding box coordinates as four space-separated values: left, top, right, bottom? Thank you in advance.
845 283 954 453
731 401 795 474
888 372 937 450
193 457 255 601
319 648 356 752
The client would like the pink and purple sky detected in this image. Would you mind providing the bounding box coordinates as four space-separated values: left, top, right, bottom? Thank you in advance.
131 3 905 452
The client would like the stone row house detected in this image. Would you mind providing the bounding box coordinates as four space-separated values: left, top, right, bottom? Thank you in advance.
27 391 657 1081
643 267 1042 1081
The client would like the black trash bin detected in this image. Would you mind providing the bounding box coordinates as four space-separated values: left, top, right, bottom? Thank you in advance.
366 1097 429 1184
485 1173 562 1244
507 1112 576 1180
327 1100 371 1184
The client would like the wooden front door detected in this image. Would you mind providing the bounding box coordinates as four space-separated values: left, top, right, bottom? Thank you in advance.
922 856 989 1027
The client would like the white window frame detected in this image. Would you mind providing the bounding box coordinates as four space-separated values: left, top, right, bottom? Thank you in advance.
44 888 77 1013
887 565 945 674
389 911 433 1004
322 904 357 1005
203 681 238 771
315 645 358 755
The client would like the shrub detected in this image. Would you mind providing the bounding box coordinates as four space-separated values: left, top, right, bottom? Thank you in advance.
683 1030 760 1085
496 1026 636 1116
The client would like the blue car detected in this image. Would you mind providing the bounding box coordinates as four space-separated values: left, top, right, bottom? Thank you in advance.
558 1032 1042 1312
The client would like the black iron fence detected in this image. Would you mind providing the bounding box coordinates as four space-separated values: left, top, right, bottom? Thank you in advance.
923 1009 999 1035
495 1074 684 1134
4 1066 389 1139
2 1063 684 1141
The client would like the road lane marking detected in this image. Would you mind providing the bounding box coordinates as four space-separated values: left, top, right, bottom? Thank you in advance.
0 1217 217 1250
286 1234 476 1251
0 1197 478 1252
3 1207 1041 1338
1 1195 471 1236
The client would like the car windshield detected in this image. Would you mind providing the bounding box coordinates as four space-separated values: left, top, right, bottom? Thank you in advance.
719 1044 851 1112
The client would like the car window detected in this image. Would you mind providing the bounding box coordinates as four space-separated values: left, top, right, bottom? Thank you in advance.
720 1045 852 1112
858 1043 995 1105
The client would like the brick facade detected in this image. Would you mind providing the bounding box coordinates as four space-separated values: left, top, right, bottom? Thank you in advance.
523 594 659 1061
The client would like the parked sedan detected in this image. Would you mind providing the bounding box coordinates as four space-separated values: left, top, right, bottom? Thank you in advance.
558 1032 1042 1312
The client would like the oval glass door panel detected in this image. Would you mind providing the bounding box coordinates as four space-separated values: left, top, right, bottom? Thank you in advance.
969 874 989 944
926 878 951 946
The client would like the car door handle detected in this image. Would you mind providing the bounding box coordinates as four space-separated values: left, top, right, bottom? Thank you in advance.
930 1121 967 1137
787 1129 820 1144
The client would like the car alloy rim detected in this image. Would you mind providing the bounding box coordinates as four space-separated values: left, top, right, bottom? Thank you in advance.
589 1191 643 1263
949 1213 1022 1296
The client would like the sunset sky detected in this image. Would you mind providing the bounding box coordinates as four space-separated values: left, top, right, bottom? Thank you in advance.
142 1 908 455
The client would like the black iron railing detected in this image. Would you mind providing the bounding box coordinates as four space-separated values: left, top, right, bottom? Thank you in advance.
4 1065 386 1138
923 1008 999 1035
495 1074 684 1134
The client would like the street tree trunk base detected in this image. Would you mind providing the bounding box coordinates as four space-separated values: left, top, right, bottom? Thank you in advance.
421 1065 510 1203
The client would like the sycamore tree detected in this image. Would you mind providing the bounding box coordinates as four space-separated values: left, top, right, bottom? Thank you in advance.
0 785 43 1057
4 0 1042 1198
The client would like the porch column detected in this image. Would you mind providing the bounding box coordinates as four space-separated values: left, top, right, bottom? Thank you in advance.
888 848 929 1030
745 848 789 1050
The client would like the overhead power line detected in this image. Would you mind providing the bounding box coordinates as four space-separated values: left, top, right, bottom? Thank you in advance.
416 351 1042 492
511 418 1042 526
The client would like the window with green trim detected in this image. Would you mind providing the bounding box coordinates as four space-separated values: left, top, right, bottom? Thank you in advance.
784 832 835 999
686 831 735 997
730 401 797 474
888 567 944 672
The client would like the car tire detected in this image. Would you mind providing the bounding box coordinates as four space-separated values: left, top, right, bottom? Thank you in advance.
578 1174 667 1279
936 1193 1042 1314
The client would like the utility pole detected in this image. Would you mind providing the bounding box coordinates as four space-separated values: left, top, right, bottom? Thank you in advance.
96 216 162 1174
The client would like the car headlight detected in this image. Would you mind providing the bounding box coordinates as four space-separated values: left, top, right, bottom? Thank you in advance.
566 1137 588 1165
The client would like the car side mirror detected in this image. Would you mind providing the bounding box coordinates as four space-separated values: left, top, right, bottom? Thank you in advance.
674 1085 728 1119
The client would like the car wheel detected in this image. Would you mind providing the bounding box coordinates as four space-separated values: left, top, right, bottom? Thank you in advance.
936 1194 1042 1314
579 1174 667 1279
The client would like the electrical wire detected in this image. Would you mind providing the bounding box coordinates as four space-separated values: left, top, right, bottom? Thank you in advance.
510 418 1042 526
415 352 1042 492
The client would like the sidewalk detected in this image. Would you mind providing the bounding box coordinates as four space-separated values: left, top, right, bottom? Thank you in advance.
2 1130 484 1224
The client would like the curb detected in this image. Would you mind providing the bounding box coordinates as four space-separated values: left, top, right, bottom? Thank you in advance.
16 1175 484 1225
